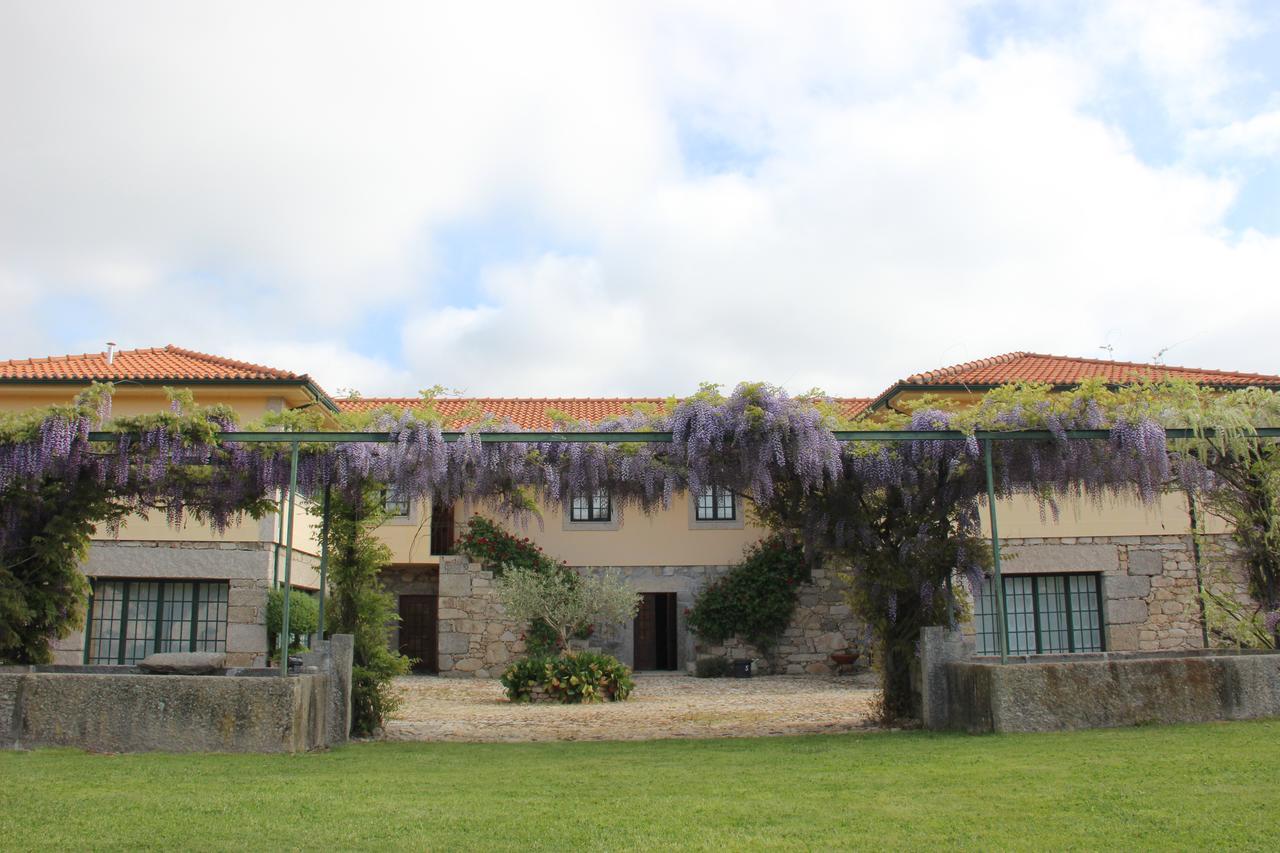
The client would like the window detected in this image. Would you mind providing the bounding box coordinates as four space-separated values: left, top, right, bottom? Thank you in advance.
570 487 612 522
974 573 1104 655
695 485 736 521
85 580 229 665
381 488 411 518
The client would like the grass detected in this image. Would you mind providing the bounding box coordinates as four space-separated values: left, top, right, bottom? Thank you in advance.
2 721 1279 850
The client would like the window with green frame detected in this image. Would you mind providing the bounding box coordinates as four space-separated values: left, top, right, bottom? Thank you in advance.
85 579 230 665
974 573 1105 655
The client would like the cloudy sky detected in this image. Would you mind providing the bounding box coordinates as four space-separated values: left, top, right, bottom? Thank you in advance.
2 1 1278 398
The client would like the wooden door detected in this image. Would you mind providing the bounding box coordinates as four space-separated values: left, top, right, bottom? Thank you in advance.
634 594 656 670
399 594 438 673
634 593 678 671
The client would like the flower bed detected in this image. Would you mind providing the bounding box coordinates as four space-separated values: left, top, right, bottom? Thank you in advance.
500 652 635 704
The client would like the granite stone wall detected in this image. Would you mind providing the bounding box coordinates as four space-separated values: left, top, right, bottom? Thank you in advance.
430 556 863 677
996 533 1249 653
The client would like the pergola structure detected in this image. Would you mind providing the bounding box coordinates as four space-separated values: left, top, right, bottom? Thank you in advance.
85 426 1280 675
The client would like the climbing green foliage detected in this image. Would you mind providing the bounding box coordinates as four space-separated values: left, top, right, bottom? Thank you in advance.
320 485 412 735
686 536 808 658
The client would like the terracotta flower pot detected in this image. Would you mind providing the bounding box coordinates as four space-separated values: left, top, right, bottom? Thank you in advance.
830 652 860 666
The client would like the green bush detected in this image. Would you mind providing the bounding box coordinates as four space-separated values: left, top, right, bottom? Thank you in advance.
694 656 732 678
686 535 809 655
265 587 319 656
501 651 635 704
456 515 561 576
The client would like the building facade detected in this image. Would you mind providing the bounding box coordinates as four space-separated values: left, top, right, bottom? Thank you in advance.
0 346 1269 672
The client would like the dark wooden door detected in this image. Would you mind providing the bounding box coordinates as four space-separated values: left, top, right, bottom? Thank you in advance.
430 502 455 556
399 594 438 673
633 592 678 671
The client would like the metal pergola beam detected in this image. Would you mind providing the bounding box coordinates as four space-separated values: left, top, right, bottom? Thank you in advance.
85 427 1280 444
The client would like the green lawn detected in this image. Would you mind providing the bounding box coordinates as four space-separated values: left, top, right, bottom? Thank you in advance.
2 722 1278 850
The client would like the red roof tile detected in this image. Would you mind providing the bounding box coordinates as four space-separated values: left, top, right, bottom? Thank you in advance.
0 345 308 382
902 352 1280 387
336 396 872 430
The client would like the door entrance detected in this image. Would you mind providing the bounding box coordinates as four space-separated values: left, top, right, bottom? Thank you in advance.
398 594 438 673
633 592 678 671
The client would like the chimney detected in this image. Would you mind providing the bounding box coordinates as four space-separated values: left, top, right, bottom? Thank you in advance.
105 342 117 365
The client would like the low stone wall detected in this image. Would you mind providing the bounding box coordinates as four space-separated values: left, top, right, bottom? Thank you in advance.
919 626 1280 733
2 635 353 753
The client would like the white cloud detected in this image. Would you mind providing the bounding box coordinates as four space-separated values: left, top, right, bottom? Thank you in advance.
1190 108 1280 157
1 1 1278 397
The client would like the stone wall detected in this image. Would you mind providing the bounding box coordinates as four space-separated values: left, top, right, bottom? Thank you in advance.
2 635 354 753
431 556 863 677
436 557 524 677
996 533 1249 653
919 626 1280 733
693 566 863 675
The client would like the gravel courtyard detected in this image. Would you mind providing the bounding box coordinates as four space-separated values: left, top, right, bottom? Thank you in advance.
383 673 879 742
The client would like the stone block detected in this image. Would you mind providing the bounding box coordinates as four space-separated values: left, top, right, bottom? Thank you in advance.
438 633 470 654
453 658 483 672
439 574 472 597
1105 576 1151 599
1002 544 1119 574
1128 550 1163 576
437 608 467 620
138 652 227 674
226 622 268 654
1107 598 1149 625
1108 625 1139 651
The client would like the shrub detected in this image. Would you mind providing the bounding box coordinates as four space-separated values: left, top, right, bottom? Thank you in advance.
694 656 732 678
501 651 635 703
686 535 809 655
497 565 640 650
456 515 559 575
265 587 319 656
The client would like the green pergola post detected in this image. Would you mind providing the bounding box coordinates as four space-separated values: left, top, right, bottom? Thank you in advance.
316 484 331 646
983 438 1009 663
279 439 299 677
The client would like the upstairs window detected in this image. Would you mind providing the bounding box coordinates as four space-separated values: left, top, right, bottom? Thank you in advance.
570 488 612 522
974 573 1105 656
381 488 411 518
695 485 736 522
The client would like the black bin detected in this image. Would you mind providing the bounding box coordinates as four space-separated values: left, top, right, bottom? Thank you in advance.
731 658 753 678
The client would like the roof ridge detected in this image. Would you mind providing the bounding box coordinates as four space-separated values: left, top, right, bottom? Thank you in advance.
1017 351 1280 381
904 352 1027 384
161 345 305 381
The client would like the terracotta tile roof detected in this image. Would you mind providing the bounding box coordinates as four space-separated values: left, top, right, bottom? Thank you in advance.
0 345 309 382
336 396 872 430
902 352 1280 387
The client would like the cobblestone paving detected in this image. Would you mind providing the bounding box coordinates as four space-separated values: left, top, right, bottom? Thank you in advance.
384 673 879 742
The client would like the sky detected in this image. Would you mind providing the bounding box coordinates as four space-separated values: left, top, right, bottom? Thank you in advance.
2 0 1278 399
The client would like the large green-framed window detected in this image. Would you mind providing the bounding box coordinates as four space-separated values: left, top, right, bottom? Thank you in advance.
85 580 229 665
974 573 1105 655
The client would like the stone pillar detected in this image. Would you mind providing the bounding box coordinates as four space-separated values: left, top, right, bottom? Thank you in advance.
919 625 973 731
